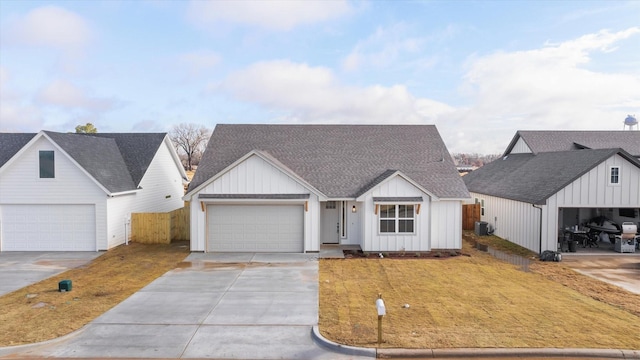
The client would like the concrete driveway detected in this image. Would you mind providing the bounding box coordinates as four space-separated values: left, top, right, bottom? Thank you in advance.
562 254 640 295
10 253 363 359
0 252 102 296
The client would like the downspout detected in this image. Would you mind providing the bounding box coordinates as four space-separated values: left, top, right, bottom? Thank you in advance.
532 204 543 254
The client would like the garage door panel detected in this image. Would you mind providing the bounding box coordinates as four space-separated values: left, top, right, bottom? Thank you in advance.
1 204 96 251
207 204 303 252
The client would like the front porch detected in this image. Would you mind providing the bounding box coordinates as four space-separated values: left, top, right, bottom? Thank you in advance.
319 244 361 259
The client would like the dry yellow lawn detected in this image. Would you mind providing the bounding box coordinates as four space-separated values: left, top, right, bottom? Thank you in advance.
319 238 640 349
0 241 189 346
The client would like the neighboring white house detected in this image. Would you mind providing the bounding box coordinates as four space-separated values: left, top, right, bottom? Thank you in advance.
0 131 188 251
184 124 470 253
464 130 640 253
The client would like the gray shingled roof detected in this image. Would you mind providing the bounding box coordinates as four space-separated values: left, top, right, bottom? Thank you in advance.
189 124 470 199
464 148 640 205
1 131 168 194
505 130 640 156
0 133 37 167
84 133 168 185
45 131 139 193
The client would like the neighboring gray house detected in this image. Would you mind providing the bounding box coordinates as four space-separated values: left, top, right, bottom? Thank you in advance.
504 130 640 159
464 130 640 253
0 131 188 251
184 124 470 253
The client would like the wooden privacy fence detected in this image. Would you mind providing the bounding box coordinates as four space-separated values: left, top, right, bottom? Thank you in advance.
462 203 481 230
131 205 190 244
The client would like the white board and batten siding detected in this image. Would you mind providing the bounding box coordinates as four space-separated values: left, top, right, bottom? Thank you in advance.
189 154 320 252
430 200 463 249
0 136 106 251
105 141 185 249
540 153 640 251
361 175 431 252
472 192 542 253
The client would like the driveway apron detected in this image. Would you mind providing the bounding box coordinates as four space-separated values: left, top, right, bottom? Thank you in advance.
0 252 102 296
562 254 640 295
14 253 358 359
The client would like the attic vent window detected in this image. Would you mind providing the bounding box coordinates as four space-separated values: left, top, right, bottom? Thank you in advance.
609 166 620 185
39 150 55 178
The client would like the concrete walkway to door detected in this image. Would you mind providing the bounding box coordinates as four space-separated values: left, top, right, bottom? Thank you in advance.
7 252 366 359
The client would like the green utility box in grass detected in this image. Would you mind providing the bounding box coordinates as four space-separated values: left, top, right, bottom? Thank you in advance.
58 280 72 292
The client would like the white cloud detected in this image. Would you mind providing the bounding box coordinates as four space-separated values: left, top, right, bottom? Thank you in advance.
342 24 425 72
215 60 454 123
449 27 640 154
2 6 93 52
186 0 353 31
36 79 117 112
0 66 44 131
179 50 221 75
342 23 459 72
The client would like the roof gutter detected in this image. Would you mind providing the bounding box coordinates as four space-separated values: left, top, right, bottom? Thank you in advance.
108 189 140 197
532 204 543 254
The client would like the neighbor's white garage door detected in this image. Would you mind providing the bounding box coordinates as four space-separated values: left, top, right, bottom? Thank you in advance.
207 205 303 252
1 204 96 251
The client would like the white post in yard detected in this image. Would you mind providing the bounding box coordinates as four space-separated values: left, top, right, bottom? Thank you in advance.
376 293 386 345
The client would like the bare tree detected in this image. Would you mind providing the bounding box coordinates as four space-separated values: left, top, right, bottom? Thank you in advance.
169 123 211 171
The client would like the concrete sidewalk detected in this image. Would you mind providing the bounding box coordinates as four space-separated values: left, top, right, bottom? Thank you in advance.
2 253 364 359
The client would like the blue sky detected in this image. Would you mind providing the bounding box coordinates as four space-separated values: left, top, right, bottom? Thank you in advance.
1 0 638 154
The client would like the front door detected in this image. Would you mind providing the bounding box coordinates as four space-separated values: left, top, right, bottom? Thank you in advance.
321 201 340 244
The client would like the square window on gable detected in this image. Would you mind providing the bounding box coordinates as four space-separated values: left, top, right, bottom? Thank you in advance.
609 166 620 185
39 150 55 178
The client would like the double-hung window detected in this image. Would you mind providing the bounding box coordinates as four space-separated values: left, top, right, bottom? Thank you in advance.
609 166 620 185
379 204 415 234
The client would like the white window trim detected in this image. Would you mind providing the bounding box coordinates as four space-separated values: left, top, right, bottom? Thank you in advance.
608 166 621 186
378 204 416 235
475 197 485 216
340 201 347 239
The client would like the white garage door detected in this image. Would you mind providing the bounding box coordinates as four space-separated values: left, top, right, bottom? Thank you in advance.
1 204 96 251
207 205 304 252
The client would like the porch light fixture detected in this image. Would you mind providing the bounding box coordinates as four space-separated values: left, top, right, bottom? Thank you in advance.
352 205 357 213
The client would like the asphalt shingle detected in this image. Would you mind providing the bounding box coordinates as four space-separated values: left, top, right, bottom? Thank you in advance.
45 132 137 193
0 133 37 167
506 130 640 156
189 124 469 199
2 131 168 194
464 148 640 204
85 133 168 185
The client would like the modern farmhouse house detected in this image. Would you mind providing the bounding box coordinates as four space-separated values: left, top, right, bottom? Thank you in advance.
0 131 188 251
184 124 470 253
464 130 640 254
